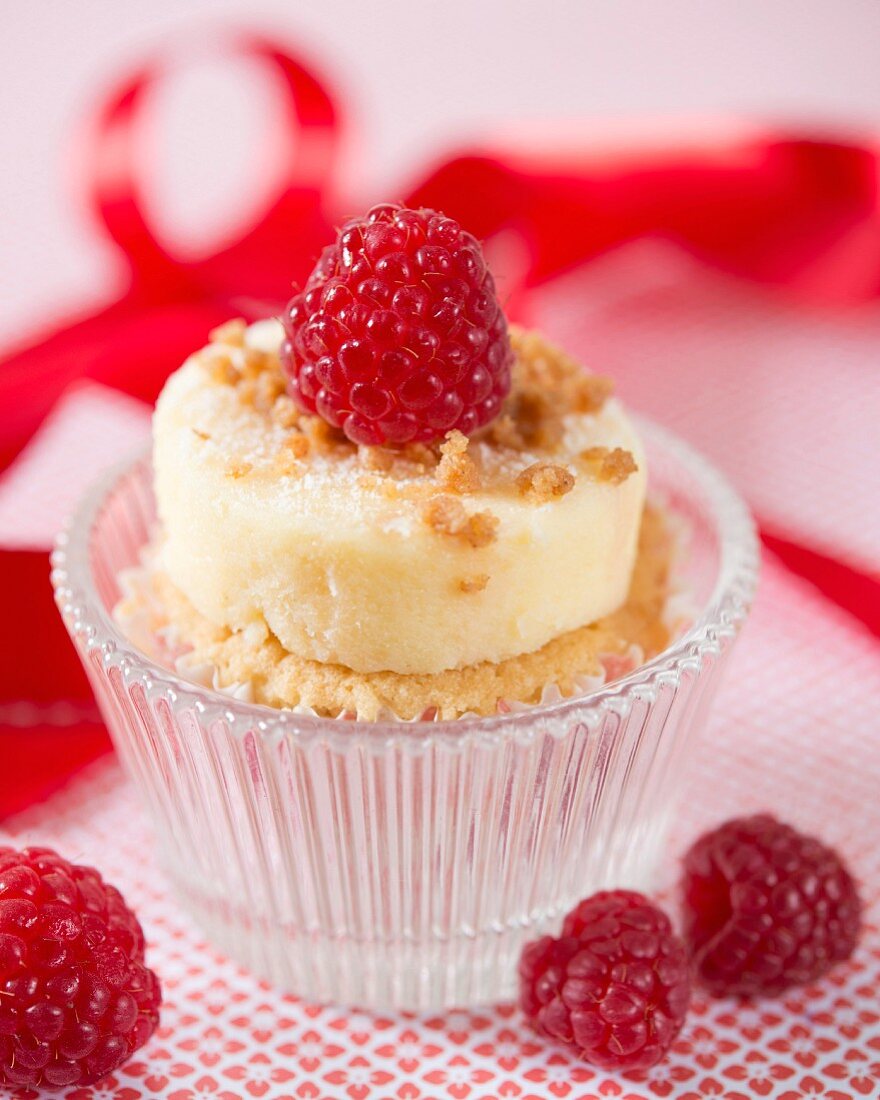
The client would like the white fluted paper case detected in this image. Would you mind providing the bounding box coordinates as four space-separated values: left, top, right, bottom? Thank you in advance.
52 420 758 1011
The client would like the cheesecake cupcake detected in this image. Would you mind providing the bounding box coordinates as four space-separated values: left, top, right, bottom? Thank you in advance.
116 203 680 720
57 203 757 1010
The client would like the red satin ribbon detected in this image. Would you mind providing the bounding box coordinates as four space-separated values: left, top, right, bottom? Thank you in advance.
1 36 878 816
409 139 880 301
90 36 340 300
0 38 343 472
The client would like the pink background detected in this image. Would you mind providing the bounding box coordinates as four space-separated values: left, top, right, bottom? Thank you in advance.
2 7 880 1097
3 0 880 350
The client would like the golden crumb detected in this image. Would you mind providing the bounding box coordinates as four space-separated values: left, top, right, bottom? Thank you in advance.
580 446 638 485
359 446 395 473
488 413 525 450
206 353 239 386
403 441 440 469
516 461 576 502
437 429 480 493
463 511 499 548
438 453 480 493
240 349 268 380
421 496 499 548
580 447 606 465
358 442 439 479
498 390 564 451
226 459 252 479
191 428 210 441
390 480 434 502
575 374 614 414
254 370 286 412
458 574 490 594
209 318 247 347
272 394 301 429
236 378 257 407
367 475 431 502
273 455 299 478
422 495 467 534
526 394 562 447
284 433 310 460
302 415 340 454
441 429 468 457
511 326 613 413
228 348 287 413
485 327 614 454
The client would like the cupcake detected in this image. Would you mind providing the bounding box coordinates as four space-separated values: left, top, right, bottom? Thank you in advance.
55 204 758 1010
118 204 677 720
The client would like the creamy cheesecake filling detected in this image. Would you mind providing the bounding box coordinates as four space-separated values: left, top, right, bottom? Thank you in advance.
153 321 648 676
116 505 675 721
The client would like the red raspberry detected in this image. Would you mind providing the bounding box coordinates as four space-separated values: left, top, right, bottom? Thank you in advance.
280 202 512 445
682 814 861 997
0 847 161 1089
519 890 691 1072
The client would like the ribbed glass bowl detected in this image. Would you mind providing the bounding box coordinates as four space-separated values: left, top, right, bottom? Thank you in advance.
52 419 758 1011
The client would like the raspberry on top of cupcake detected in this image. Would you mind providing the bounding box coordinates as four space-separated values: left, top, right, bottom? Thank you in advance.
282 203 512 446
140 203 670 718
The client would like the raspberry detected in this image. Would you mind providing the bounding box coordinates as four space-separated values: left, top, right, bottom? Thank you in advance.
280 202 512 445
682 814 861 997
0 847 161 1089
518 890 691 1072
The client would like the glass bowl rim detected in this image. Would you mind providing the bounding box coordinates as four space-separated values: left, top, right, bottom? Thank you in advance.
52 416 759 748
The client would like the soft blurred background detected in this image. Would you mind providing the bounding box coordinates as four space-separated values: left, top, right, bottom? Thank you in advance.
3 0 880 344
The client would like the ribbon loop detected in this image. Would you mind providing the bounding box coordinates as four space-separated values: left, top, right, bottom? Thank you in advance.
86 36 341 293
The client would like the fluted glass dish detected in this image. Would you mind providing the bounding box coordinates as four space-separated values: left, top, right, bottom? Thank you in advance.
52 419 758 1011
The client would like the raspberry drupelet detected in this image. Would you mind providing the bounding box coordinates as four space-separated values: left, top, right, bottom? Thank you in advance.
281 203 512 445
519 890 691 1072
681 814 861 997
0 847 161 1089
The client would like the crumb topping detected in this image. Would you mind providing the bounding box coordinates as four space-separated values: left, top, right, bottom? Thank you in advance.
209 318 247 346
199 319 629 503
421 496 499 548
237 369 286 414
271 394 300 430
358 442 439 478
516 461 576 503
285 433 310 460
458 574 490 594
440 429 468 457
486 413 523 450
226 459 252 479
511 326 613 416
358 446 395 474
484 327 614 454
302 415 341 455
580 446 639 485
206 352 239 386
437 429 480 493
405 442 440 469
